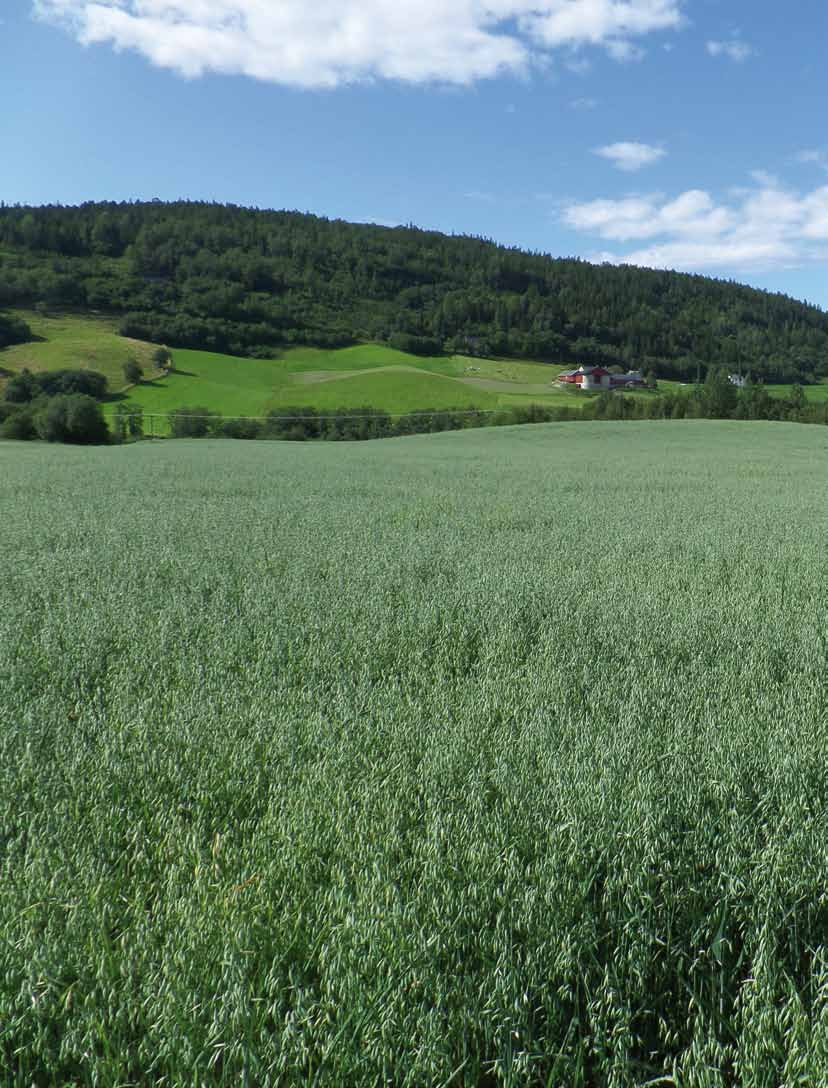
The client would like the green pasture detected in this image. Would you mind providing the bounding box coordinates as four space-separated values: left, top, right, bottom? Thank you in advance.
102 343 581 431
3 312 826 429
767 381 828 401
1 310 160 389
2 423 828 1085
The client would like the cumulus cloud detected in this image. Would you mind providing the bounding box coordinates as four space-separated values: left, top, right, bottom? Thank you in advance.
594 141 665 171
706 39 754 62
562 174 828 272
33 0 684 87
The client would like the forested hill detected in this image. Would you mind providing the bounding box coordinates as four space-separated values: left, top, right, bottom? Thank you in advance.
1 201 827 382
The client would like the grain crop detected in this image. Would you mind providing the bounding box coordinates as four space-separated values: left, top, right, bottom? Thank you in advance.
1 421 827 1086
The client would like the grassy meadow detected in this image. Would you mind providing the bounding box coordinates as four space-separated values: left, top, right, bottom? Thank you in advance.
2 312 827 432
2 422 827 1085
1 310 162 389
116 343 585 428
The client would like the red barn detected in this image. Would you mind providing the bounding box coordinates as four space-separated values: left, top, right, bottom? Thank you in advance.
558 365 645 390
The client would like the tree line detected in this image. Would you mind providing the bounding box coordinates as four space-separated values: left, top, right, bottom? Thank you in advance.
163 375 826 442
1 201 827 383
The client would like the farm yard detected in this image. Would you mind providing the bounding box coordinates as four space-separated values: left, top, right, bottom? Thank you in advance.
2 421 827 1085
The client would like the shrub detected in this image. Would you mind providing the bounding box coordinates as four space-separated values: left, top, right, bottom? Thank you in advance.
3 369 39 404
168 406 217 438
123 358 143 384
0 406 36 440
388 332 443 356
0 312 31 349
112 404 144 442
36 369 108 400
263 407 321 441
34 394 109 444
218 417 262 440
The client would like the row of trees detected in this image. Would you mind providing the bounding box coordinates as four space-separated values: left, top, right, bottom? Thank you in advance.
163 376 826 443
1 201 827 382
1 377 822 446
590 372 823 423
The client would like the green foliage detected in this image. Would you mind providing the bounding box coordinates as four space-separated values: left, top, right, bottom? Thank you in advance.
127 405 143 438
112 402 144 442
703 366 739 418
37 368 108 399
122 356 143 384
735 378 774 420
33 394 109 444
3 366 108 403
0 404 36 440
217 416 262 440
3 367 39 404
168 405 218 437
1 425 827 1084
388 331 443 356
0 310 31 348
152 346 172 368
1 201 827 381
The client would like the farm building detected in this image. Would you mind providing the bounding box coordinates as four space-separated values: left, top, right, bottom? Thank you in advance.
558 365 645 391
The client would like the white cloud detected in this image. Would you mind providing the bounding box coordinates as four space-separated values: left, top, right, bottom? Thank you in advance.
706 39 754 62
594 141 666 171
33 0 684 87
562 174 828 272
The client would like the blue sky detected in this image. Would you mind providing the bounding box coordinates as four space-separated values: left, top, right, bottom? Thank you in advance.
3 0 828 306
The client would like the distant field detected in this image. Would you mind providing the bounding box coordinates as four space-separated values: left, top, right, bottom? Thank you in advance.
115 343 581 427
2 312 825 426
2 423 827 1085
1 311 161 389
766 381 828 402
0 316 581 424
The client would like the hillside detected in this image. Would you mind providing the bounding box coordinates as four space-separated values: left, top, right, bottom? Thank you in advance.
2 202 828 384
0 310 162 389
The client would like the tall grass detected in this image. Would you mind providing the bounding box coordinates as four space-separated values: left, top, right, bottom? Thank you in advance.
1 422 827 1086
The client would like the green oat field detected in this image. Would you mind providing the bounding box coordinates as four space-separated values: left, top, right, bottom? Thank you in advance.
2 422 827 1086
